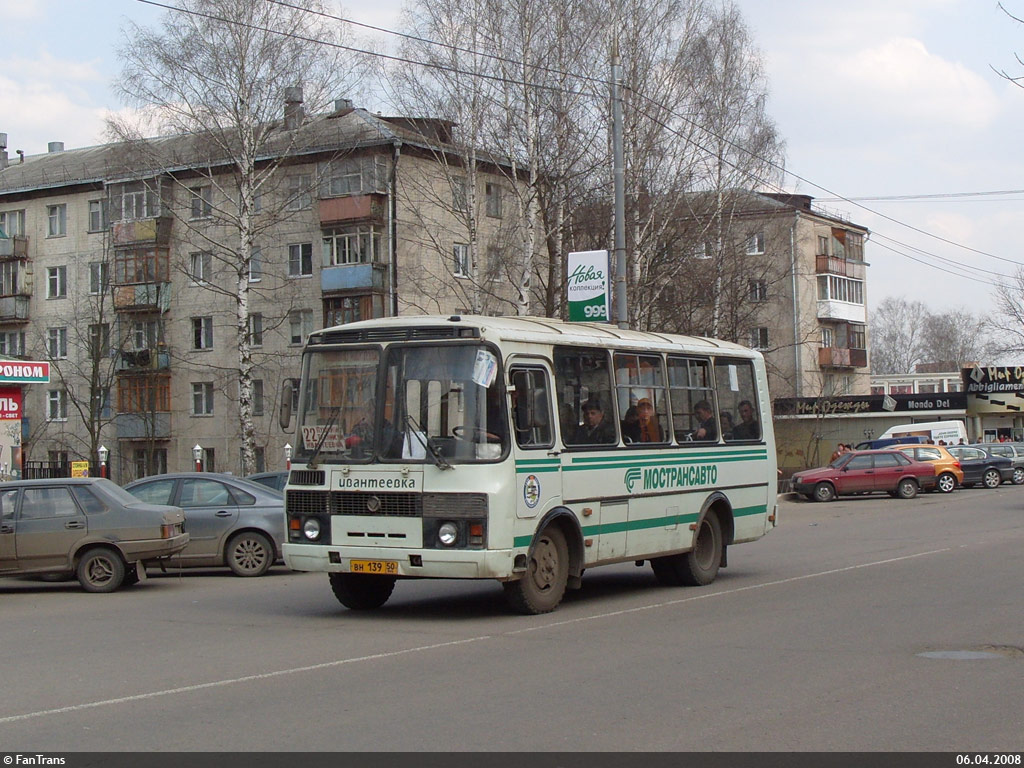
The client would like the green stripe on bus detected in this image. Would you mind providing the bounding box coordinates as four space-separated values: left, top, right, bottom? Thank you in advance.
512 503 768 547
568 450 766 465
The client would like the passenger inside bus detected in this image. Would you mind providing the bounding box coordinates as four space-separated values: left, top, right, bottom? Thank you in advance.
623 397 663 442
692 400 717 441
572 398 616 445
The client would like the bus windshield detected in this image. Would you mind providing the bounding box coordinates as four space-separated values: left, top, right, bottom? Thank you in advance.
295 343 507 464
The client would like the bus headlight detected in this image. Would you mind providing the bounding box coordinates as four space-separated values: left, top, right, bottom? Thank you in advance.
438 522 459 547
303 518 322 541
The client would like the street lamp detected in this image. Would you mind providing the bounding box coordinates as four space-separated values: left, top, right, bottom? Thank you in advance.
98 445 109 479
284 443 292 472
193 444 203 472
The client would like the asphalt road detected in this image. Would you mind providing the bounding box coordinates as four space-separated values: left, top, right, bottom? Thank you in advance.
1 486 1022 753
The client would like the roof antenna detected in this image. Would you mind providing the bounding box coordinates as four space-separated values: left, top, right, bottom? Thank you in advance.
15 150 24 164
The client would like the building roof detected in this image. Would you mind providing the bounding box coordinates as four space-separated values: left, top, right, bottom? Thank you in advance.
0 108 458 198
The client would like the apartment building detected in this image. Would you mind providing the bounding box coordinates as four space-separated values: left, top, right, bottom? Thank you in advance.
0 103 519 481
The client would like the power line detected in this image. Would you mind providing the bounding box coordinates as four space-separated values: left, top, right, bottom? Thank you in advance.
135 0 1023 278
818 189 1024 202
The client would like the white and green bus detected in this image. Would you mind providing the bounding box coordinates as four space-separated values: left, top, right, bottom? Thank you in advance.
281 315 777 614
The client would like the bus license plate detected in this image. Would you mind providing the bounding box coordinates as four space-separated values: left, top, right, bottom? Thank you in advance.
350 559 398 575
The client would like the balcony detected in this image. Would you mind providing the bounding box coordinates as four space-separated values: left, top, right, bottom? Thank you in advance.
321 261 387 292
0 295 30 322
816 300 867 324
819 346 868 369
0 236 27 259
111 216 172 246
115 412 171 440
113 282 171 312
318 194 386 225
816 254 865 279
116 347 170 372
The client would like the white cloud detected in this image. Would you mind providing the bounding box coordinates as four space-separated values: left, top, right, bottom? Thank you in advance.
3 50 103 83
0 0 42 21
0 76 108 153
835 37 1000 130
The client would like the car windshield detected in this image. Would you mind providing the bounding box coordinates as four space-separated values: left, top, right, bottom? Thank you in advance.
294 343 507 464
829 453 853 469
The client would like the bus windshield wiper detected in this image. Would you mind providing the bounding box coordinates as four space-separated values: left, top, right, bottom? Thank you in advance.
307 406 341 469
404 414 453 470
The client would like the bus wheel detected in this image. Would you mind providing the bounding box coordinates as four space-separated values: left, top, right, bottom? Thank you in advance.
651 513 723 587
329 573 396 610
503 526 569 615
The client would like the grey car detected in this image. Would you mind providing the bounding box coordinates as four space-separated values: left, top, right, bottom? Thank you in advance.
245 471 289 492
983 443 1024 485
124 473 283 577
0 477 188 593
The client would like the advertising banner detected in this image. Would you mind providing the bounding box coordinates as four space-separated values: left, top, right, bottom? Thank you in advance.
567 250 610 322
0 387 21 420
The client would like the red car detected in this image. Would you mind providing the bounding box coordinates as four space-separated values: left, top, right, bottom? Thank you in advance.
791 449 938 502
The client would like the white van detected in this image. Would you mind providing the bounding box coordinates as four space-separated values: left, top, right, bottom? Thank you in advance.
879 420 967 445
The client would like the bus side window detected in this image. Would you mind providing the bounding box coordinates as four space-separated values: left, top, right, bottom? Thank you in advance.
667 356 716 444
715 358 762 442
553 347 616 447
510 368 553 449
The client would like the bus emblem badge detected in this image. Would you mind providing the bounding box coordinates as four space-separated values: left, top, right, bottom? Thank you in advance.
523 475 541 508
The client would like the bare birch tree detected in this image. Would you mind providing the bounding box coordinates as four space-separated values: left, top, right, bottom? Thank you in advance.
109 0 360 474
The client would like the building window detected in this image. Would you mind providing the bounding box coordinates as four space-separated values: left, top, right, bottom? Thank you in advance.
88 323 110 361
849 323 866 349
288 242 313 276
485 183 502 218
134 448 168 479
749 279 767 302
749 327 769 350
114 247 170 284
453 243 470 278
46 266 67 299
324 295 383 327
745 232 764 255
847 232 864 261
249 247 262 282
817 275 864 305
88 200 109 232
821 326 834 348
1 261 21 296
118 375 170 413
0 210 25 237
252 379 264 416
248 313 263 346
322 225 382 266
189 251 212 283
46 389 68 421
93 387 112 419
452 177 468 212
47 327 68 359
287 174 312 210
89 262 109 295
189 185 212 219
0 330 25 356
321 156 387 197
817 235 829 256
131 317 163 350
192 316 214 350
192 382 214 415
47 204 67 237
200 447 216 472
109 180 161 222
289 309 313 345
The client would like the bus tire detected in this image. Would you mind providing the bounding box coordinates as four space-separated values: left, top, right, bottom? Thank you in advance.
329 572 396 610
651 512 723 587
503 525 569 615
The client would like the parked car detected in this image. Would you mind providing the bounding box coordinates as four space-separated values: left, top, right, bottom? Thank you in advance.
944 445 1014 489
791 449 938 502
245 471 289 492
124 473 283 576
981 443 1024 485
894 444 964 493
0 477 188 593
853 436 927 451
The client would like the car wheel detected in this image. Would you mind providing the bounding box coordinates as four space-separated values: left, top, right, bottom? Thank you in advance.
76 548 126 593
983 469 1001 489
896 477 918 499
225 531 274 577
504 525 569 614
937 472 957 494
1013 467 1024 485
813 482 835 502
329 572 396 610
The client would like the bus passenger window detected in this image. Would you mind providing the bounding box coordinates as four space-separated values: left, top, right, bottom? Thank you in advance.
554 347 616 447
667 356 718 443
510 368 553 448
615 353 668 444
715 359 761 442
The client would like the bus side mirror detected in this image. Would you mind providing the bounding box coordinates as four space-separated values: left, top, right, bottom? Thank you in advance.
279 380 293 430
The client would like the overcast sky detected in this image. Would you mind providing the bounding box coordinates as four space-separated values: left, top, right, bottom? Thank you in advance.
1 0 1022 314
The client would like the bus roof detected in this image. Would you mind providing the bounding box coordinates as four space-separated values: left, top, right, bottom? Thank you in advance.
308 314 761 358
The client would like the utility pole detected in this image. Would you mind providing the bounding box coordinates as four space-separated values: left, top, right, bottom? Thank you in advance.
611 38 628 329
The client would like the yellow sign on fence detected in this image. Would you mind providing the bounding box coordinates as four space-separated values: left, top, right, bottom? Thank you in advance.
71 461 90 478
